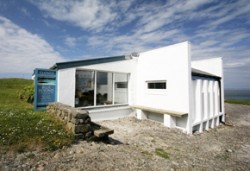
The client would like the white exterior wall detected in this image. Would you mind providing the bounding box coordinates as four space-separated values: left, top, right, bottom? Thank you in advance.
192 58 223 77
191 57 225 114
191 58 225 132
191 58 225 117
136 42 192 112
57 68 76 107
135 41 193 133
57 59 138 107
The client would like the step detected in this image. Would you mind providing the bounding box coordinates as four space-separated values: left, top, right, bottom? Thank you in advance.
93 124 114 138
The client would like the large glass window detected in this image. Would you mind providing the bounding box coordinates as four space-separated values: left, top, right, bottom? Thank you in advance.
96 72 113 105
75 70 128 107
75 70 95 107
114 73 128 104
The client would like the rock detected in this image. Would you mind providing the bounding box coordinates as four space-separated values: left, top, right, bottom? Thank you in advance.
171 161 179 166
69 150 75 155
75 133 85 140
46 102 114 142
75 124 90 133
226 149 233 153
74 112 89 119
91 141 97 146
75 147 84 154
37 165 44 171
53 153 61 160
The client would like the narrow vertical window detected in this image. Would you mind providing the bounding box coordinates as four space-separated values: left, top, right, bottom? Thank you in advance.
96 72 113 105
114 73 128 104
75 70 95 107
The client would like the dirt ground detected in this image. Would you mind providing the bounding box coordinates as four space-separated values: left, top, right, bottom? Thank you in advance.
1 103 250 171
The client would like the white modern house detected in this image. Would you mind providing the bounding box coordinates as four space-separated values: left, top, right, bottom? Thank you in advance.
50 41 225 134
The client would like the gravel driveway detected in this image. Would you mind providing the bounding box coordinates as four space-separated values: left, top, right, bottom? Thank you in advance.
1 103 250 170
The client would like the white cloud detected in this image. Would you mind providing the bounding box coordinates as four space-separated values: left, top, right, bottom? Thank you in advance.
80 0 250 73
65 36 77 48
20 8 30 16
0 16 65 74
28 0 250 88
31 0 117 31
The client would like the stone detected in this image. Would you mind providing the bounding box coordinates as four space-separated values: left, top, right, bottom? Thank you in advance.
76 147 84 154
84 118 91 124
94 126 114 138
37 165 44 171
56 109 62 117
75 125 90 134
66 122 75 133
85 131 93 138
53 153 61 160
75 133 85 140
46 102 113 141
74 113 90 120
76 109 89 115
69 150 75 155
71 118 84 124
68 113 73 122
79 119 84 124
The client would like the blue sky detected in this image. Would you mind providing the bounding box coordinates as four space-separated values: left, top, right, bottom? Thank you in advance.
0 0 249 89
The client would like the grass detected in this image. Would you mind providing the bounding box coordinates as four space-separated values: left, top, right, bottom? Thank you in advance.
0 78 32 108
155 148 170 159
0 78 74 152
225 100 250 106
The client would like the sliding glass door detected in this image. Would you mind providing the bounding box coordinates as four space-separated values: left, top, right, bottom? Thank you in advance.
75 70 95 107
75 70 128 107
96 72 113 105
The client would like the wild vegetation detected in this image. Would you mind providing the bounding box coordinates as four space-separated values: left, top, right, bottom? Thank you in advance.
0 78 74 152
18 83 34 103
155 148 170 159
225 100 250 106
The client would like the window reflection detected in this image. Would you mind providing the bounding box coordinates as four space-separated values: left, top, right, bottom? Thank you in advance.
96 72 113 105
75 70 128 107
75 70 94 107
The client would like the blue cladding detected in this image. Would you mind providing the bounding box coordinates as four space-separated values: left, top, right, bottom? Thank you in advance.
37 85 56 104
34 68 57 111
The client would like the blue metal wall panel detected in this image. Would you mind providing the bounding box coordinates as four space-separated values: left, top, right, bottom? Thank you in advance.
34 68 57 111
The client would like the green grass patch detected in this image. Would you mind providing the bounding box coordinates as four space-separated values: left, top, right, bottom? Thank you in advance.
155 148 170 159
18 84 34 103
225 100 250 106
0 78 74 152
0 78 33 109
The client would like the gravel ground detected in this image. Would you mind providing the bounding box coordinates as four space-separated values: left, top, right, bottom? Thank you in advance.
1 103 250 171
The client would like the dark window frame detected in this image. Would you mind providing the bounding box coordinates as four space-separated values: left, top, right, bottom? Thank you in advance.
147 81 167 90
116 82 128 89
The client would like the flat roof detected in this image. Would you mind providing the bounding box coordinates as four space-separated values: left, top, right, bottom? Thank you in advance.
50 55 126 70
